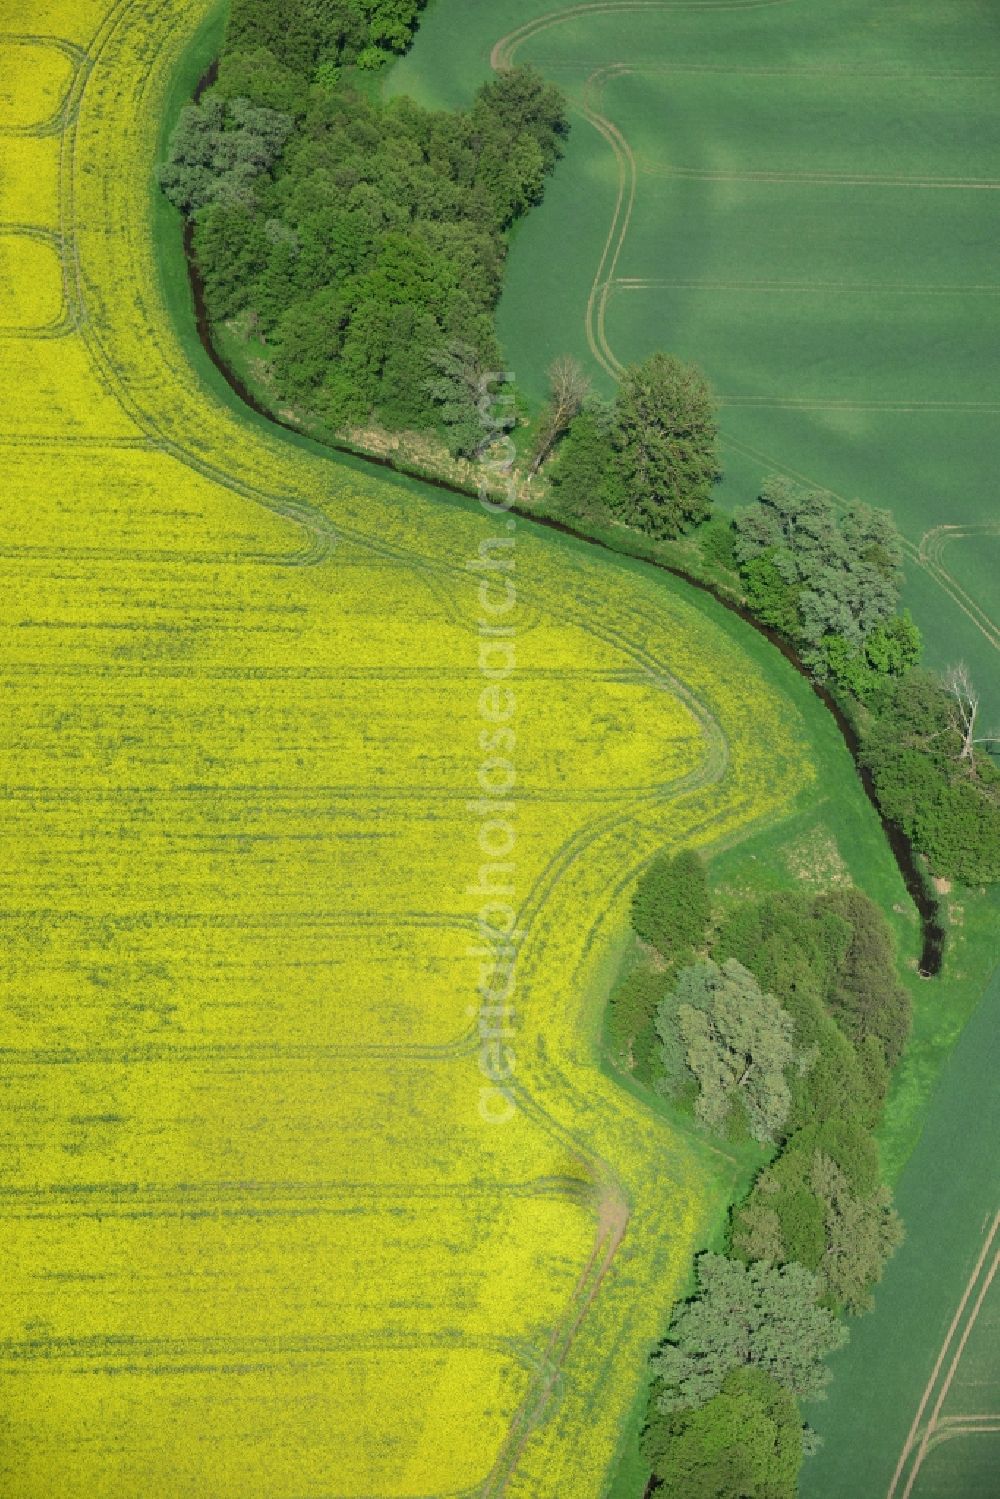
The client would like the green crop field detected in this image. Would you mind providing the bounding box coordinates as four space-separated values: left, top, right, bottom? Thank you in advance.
388 0 1000 720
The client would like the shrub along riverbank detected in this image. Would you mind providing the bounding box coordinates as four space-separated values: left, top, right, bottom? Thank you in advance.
545 391 1000 898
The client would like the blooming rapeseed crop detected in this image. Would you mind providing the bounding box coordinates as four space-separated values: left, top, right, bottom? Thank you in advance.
0 2 815 1494
0 233 65 328
0 138 62 226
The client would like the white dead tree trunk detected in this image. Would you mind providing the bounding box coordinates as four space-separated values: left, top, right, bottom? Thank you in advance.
944 663 998 769
528 356 591 477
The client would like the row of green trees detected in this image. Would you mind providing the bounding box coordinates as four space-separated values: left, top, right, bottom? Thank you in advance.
729 477 1000 884
161 9 569 446
606 849 911 1494
165 3 997 888
540 360 999 885
859 667 1000 885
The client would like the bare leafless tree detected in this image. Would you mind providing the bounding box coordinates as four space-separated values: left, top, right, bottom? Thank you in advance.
944 662 999 769
528 356 591 476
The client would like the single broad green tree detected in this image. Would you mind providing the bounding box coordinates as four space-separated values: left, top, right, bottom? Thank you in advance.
810 1152 904 1315
607 353 720 538
425 341 505 459
473 64 570 170
547 402 615 520
658 959 807 1143
643 1367 804 1499
733 476 905 670
652 1253 848 1413
816 888 911 1069
272 287 349 404
159 95 293 217
631 847 710 958
606 962 672 1083
366 0 425 54
215 45 310 114
825 610 921 701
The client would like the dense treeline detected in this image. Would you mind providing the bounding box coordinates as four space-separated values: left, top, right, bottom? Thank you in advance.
729 479 1000 885
163 0 996 885
161 6 568 448
859 667 1000 885
606 851 910 1494
157 16 995 1489
552 443 1000 885
223 0 426 79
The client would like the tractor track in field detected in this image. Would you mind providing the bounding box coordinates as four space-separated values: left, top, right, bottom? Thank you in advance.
642 162 1000 190
482 1177 630 1495
61 34 953 1499
609 276 1000 294
0 225 76 337
489 7 956 986
489 0 799 73
528 59 1000 80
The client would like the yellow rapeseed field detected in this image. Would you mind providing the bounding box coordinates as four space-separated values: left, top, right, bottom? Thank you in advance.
0 232 66 328
0 2 815 1494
